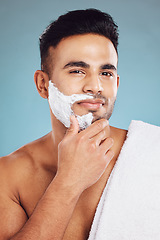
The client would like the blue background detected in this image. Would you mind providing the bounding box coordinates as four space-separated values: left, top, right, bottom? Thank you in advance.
0 0 160 156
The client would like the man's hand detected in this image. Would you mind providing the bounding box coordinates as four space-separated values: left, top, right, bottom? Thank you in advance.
56 116 114 195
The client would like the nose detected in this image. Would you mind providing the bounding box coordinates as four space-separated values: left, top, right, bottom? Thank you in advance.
83 75 103 95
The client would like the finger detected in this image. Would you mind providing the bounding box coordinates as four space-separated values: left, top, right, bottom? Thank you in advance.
92 124 110 141
90 126 110 147
100 137 114 154
81 119 109 139
65 115 79 136
100 149 115 175
104 149 115 165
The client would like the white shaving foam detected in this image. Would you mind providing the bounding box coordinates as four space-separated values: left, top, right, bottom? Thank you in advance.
48 80 94 130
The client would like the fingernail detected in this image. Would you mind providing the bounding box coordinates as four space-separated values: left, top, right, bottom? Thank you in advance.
103 120 109 127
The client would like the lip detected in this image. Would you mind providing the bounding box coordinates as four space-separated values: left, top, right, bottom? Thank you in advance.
77 99 105 110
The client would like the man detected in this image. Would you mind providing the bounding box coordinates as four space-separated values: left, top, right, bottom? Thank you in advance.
1 8 155 240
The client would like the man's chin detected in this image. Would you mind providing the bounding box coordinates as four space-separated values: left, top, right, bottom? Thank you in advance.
91 115 108 123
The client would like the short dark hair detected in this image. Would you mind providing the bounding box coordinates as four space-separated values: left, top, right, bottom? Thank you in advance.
39 8 119 76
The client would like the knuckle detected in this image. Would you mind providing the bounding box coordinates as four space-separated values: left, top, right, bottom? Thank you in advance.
67 128 74 133
90 141 97 151
101 129 107 138
104 137 114 148
96 121 103 131
77 134 85 144
108 137 114 145
96 119 108 131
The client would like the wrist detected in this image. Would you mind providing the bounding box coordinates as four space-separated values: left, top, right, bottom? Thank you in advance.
50 174 81 204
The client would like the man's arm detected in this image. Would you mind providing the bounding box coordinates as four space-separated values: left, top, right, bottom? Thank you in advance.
0 117 114 240
0 168 79 240
11 176 81 240
0 191 28 239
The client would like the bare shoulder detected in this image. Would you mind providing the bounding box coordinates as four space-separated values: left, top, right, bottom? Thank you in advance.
110 125 128 158
0 146 34 190
0 133 45 178
0 142 36 238
0 132 56 238
110 125 127 141
0 132 54 201
0 132 56 215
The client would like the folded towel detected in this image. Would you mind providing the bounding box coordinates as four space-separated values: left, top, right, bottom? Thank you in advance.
88 120 160 240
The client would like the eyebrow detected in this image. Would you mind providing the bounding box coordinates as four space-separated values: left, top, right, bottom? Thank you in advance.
63 61 90 69
63 61 117 71
100 64 117 71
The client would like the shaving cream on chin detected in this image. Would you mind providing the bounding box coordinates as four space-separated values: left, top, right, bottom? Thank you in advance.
48 80 94 130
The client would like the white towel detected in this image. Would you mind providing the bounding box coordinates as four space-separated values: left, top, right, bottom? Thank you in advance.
88 120 160 240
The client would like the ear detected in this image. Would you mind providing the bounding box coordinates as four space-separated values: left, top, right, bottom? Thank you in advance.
117 74 120 89
34 70 49 99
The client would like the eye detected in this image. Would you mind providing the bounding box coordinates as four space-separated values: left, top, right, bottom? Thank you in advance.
69 70 84 74
101 71 113 77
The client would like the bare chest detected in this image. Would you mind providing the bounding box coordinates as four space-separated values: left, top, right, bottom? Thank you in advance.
20 170 109 240
62 186 106 240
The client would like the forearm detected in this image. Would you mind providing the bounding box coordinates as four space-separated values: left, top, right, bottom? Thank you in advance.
11 176 80 240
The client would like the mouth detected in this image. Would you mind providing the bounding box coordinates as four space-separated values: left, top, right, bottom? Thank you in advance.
76 99 105 111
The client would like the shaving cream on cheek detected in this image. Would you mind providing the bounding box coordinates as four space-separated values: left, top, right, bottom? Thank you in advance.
48 80 94 130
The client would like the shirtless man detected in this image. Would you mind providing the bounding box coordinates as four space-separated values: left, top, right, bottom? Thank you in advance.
0 9 127 240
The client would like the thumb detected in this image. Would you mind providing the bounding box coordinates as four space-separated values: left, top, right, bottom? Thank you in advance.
66 115 79 136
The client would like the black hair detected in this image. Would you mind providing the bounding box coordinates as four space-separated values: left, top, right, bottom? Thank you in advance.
39 8 119 76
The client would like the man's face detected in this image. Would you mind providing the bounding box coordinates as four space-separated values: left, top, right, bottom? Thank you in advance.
49 33 119 123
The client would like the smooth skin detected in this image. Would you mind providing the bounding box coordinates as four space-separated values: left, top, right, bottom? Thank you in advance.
0 34 127 240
